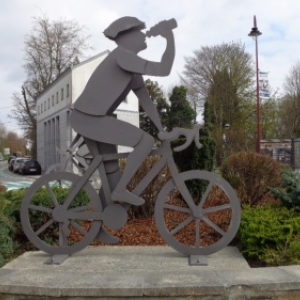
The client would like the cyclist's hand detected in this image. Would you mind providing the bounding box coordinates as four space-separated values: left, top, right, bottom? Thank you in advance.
158 129 181 141
158 125 202 152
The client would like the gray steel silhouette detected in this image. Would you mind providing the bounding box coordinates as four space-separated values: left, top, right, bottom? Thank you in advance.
20 16 241 265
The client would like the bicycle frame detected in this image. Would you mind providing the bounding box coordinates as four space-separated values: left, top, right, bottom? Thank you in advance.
21 124 241 260
61 136 198 213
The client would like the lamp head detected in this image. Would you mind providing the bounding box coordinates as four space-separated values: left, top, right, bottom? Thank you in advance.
248 15 262 37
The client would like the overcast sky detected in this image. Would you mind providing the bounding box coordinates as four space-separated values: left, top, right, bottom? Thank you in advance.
1 0 300 135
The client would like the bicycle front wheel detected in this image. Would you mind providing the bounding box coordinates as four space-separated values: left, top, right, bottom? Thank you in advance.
21 172 102 255
155 170 241 256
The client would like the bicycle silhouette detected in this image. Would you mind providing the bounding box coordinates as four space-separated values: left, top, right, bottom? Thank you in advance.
20 124 241 260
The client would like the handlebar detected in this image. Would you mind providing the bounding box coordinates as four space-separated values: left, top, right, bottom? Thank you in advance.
158 124 202 152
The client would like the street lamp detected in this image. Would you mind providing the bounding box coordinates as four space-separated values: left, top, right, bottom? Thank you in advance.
248 15 262 154
223 123 230 162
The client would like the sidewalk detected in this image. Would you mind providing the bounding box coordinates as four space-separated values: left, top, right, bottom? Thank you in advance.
1 246 300 299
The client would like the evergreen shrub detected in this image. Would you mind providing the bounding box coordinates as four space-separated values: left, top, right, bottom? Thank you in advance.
240 205 300 266
0 194 15 267
172 137 215 199
221 151 282 205
0 186 92 262
271 167 300 212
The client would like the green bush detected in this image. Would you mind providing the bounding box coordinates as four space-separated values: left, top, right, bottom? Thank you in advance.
172 138 216 199
271 167 300 212
239 205 300 266
0 186 92 266
0 194 15 267
221 151 282 206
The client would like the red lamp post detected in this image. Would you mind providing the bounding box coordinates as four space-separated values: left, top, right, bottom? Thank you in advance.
248 15 262 154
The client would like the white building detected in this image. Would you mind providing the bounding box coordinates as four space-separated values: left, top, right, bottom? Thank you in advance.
36 50 139 172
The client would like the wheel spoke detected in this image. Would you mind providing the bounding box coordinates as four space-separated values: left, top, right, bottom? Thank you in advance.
164 204 191 214
71 220 87 236
202 216 225 236
35 219 55 236
29 204 53 214
45 182 59 207
203 204 232 214
198 181 214 209
59 223 68 246
195 219 200 248
170 215 193 236
22 171 102 255
51 179 63 187
69 204 94 212
65 210 103 221
155 170 241 256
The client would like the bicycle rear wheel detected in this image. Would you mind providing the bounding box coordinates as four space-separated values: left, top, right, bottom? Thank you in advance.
155 170 241 256
21 172 102 255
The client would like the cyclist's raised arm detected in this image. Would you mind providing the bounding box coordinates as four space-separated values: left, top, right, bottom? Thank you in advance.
117 32 175 76
145 29 175 76
133 80 164 132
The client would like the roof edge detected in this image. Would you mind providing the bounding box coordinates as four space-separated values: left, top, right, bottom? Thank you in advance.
37 50 110 99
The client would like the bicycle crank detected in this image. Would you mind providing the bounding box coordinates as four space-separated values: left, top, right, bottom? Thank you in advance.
102 203 128 231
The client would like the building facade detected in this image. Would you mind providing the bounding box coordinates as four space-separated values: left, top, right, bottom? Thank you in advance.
36 51 139 172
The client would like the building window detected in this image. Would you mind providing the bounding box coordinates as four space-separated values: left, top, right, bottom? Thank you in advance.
61 88 64 101
67 84 70 97
56 92 59 104
67 110 70 126
52 95 54 106
56 116 60 163
44 101 46 110
38 105 40 115
48 98 50 109
41 103 43 113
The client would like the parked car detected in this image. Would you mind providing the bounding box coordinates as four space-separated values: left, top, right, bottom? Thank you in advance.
8 156 15 164
8 158 16 171
19 160 42 175
13 157 29 173
0 157 4 161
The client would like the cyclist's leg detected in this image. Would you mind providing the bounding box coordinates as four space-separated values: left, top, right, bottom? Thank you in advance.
71 111 154 205
84 138 121 206
111 131 154 205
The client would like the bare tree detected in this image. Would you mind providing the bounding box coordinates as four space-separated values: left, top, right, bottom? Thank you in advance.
182 41 254 125
0 124 7 155
11 15 91 157
281 61 300 137
0 124 7 139
12 86 37 154
6 131 26 156
182 41 256 154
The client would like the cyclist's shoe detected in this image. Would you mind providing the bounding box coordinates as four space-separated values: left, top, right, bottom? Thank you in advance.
111 189 145 206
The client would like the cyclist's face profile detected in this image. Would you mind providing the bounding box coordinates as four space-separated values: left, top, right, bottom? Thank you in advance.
116 29 147 52
135 30 147 51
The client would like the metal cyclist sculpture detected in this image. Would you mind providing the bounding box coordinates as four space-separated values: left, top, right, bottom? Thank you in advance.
20 17 241 265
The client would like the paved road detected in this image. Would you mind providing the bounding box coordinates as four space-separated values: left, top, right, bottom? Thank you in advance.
0 161 39 190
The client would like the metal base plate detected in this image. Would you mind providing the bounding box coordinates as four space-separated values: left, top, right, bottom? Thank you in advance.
44 254 69 265
189 255 208 266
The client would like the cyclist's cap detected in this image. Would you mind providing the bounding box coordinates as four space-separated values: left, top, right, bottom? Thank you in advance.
103 16 146 40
